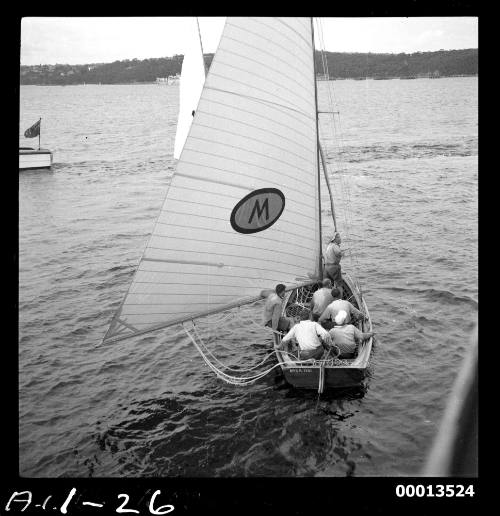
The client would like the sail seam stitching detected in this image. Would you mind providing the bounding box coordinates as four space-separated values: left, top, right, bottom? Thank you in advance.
176 155 316 197
227 19 312 69
194 109 315 154
199 95 315 143
204 84 314 121
191 121 314 164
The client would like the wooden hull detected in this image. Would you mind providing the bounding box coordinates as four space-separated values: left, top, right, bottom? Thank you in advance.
274 274 373 391
283 365 364 389
19 148 53 170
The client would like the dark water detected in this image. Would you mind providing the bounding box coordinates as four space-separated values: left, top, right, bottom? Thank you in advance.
19 77 477 477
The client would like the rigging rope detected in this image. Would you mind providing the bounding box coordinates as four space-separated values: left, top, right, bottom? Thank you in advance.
183 311 344 386
315 18 366 294
184 326 283 385
191 320 276 373
184 321 288 385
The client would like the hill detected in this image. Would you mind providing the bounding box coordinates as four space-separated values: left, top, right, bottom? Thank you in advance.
316 49 478 79
20 49 477 85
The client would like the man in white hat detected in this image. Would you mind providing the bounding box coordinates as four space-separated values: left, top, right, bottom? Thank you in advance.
328 310 374 358
324 232 345 296
318 287 366 330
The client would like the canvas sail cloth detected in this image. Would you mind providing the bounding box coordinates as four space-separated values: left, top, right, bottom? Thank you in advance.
173 18 206 160
104 17 321 343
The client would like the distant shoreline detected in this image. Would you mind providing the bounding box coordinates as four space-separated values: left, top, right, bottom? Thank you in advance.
20 49 478 86
20 74 478 87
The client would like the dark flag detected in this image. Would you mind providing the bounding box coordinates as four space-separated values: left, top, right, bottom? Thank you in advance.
24 119 41 138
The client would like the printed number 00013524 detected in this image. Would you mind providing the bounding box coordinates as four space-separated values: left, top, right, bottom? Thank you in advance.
395 484 475 498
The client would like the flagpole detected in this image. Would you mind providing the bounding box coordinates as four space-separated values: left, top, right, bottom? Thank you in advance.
38 118 41 150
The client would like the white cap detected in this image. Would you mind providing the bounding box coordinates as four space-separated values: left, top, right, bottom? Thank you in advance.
335 310 348 325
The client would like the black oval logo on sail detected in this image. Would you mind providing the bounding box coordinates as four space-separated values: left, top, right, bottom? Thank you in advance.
230 188 285 234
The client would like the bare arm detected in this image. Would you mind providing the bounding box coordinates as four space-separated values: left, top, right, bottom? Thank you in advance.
271 303 281 330
281 325 296 343
348 302 366 321
309 295 316 319
315 324 333 346
353 327 374 343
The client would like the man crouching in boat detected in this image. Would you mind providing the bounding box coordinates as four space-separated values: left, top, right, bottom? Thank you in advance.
328 310 374 359
278 308 339 360
318 287 367 330
261 283 294 333
309 278 334 321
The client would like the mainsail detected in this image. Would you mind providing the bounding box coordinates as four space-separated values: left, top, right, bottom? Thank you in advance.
104 17 321 343
173 18 206 160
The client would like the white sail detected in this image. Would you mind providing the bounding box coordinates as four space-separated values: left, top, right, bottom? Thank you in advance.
104 17 320 343
173 18 206 159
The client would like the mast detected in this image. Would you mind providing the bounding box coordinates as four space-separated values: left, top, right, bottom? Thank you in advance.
311 18 323 279
195 17 207 77
319 143 337 232
38 117 41 150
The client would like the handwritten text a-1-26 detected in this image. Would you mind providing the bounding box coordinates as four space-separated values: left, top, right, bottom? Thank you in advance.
4 487 175 514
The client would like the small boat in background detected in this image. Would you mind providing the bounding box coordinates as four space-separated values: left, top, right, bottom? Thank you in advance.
19 118 53 170
19 147 53 170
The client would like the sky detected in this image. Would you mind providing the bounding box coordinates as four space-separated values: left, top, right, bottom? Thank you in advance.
20 17 478 66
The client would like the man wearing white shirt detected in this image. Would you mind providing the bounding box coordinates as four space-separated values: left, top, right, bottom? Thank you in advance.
279 309 339 360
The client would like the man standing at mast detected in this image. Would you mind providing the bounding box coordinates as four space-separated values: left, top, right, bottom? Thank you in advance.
324 232 345 297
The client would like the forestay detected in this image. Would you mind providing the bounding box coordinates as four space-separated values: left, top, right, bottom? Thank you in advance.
173 18 206 160
104 17 321 343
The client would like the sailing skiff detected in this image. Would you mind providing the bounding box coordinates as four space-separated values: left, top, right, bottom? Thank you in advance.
102 17 373 391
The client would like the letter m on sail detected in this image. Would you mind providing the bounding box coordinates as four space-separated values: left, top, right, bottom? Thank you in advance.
248 198 269 224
